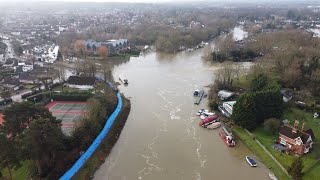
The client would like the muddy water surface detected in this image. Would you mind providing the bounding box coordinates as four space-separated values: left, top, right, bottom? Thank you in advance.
94 49 269 180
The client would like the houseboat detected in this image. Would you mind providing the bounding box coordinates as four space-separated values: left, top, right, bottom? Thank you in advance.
218 130 235 147
119 76 128 85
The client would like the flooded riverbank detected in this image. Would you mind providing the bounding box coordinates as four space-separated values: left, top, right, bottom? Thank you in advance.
94 49 269 180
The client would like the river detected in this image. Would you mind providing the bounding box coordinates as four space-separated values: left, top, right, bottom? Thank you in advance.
94 47 269 180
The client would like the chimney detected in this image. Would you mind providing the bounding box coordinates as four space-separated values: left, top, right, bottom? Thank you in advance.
301 123 305 132
292 120 299 133
294 120 299 129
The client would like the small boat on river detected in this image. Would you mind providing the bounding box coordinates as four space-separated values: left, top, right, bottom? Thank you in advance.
194 90 204 105
245 156 257 167
119 76 128 85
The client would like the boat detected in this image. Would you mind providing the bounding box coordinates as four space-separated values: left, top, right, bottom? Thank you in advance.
205 122 221 129
119 76 128 84
200 111 215 119
268 172 278 180
222 126 233 137
194 90 205 105
245 156 257 167
194 90 200 96
218 130 235 147
199 115 219 126
196 109 205 116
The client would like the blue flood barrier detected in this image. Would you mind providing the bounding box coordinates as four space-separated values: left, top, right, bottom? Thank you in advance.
60 92 122 180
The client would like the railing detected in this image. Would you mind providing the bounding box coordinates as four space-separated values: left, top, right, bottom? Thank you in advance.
60 91 122 180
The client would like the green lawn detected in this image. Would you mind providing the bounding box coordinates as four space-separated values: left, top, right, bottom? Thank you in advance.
251 108 320 179
1 160 32 180
233 127 291 180
23 84 39 90
51 84 94 93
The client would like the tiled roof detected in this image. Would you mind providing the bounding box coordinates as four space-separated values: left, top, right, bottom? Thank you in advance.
279 125 314 144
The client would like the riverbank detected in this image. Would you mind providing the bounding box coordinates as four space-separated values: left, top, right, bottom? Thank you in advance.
233 127 291 180
233 108 320 180
73 94 131 179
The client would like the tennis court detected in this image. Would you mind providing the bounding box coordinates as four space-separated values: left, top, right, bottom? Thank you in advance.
47 101 88 135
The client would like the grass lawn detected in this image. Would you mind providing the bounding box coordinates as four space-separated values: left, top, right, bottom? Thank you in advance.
233 127 291 180
23 84 39 90
251 108 320 179
51 84 94 93
1 160 32 180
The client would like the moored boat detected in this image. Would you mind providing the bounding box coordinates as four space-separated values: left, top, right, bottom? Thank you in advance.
199 115 219 126
119 76 129 84
245 156 257 167
218 130 235 147
205 122 221 129
200 111 215 120
222 126 233 137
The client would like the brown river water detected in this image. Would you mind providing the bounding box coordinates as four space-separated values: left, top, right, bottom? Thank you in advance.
94 49 269 180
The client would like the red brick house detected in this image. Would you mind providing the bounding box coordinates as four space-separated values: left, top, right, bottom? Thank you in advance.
278 121 315 155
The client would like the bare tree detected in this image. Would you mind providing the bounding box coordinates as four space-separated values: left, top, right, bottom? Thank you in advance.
74 40 87 57
55 62 66 84
98 46 108 60
214 61 241 89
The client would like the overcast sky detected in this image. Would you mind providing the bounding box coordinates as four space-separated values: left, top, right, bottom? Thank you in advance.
0 0 313 3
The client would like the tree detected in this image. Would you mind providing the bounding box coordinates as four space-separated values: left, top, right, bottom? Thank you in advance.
232 93 257 130
0 86 11 99
0 134 21 180
87 97 106 127
214 61 242 89
21 118 66 177
55 62 66 84
264 118 280 135
1 102 56 138
0 102 65 178
98 46 108 60
74 40 86 57
250 74 268 92
250 74 283 124
288 157 303 180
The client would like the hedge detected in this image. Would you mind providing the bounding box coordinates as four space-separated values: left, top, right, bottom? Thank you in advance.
26 93 47 103
21 89 42 99
51 91 93 101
